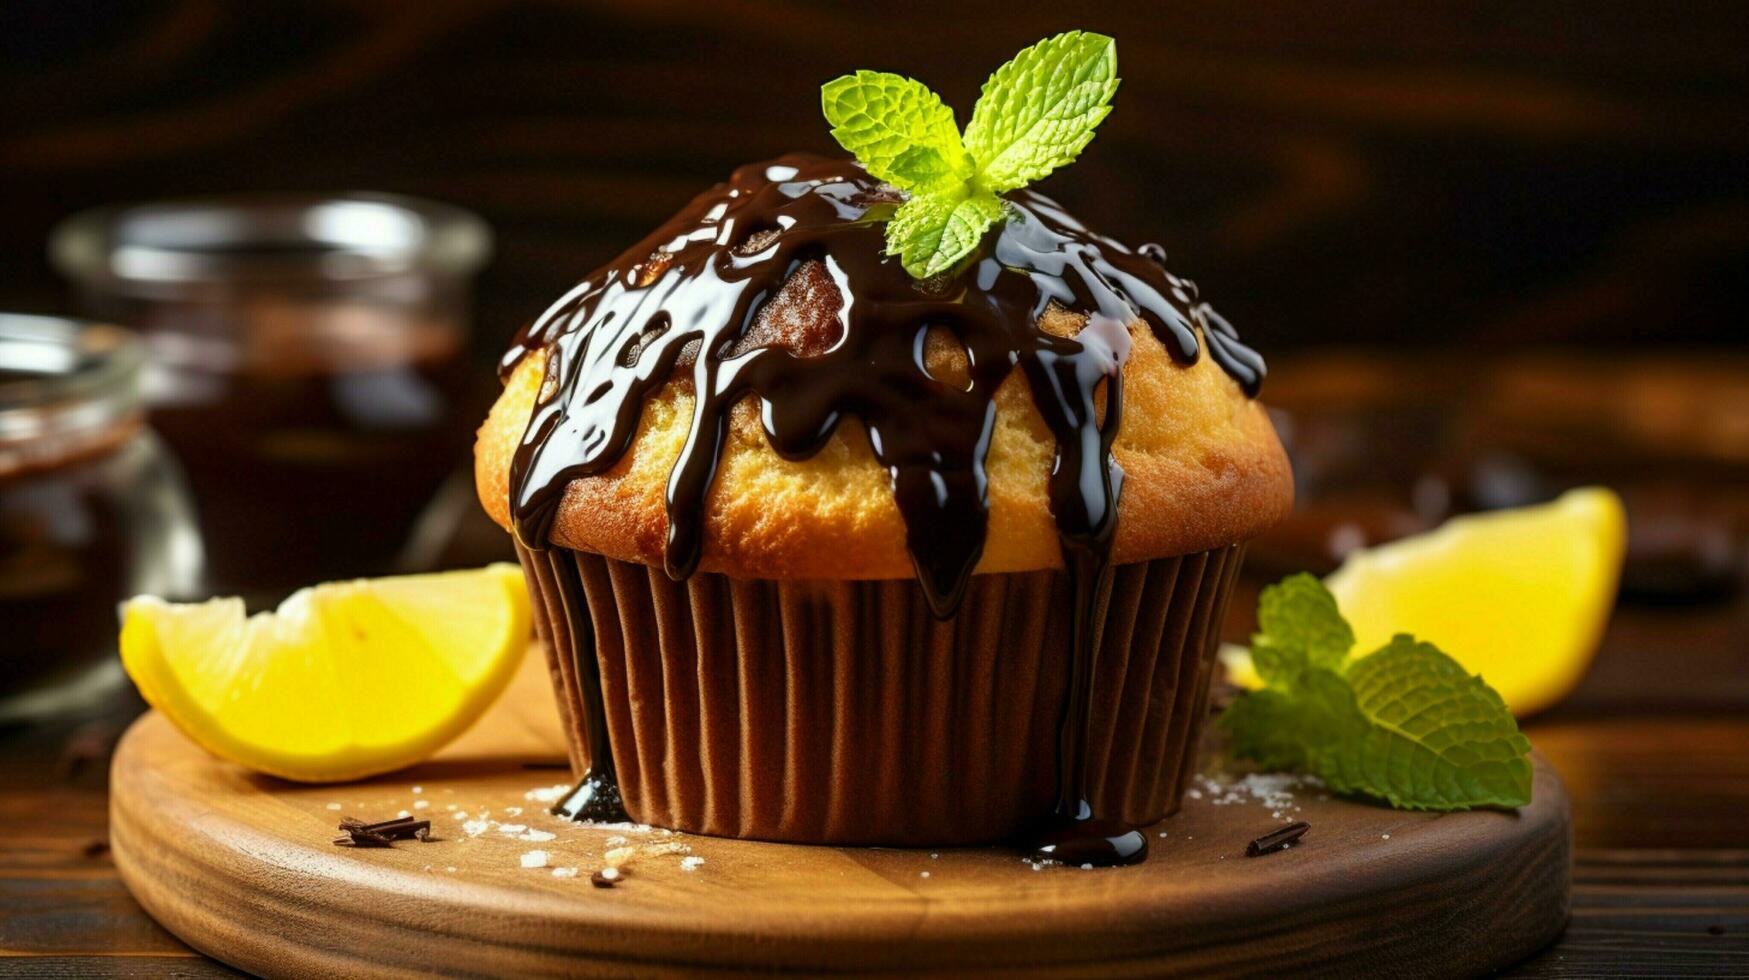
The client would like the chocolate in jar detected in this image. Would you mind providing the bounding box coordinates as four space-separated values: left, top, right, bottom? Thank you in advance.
50 194 494 600
0 316 200 719
136 294 481 597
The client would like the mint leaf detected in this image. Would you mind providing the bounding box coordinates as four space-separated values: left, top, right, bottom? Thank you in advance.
1251 572 1354 684
1220 689 1309 772
819 32 1122 281
887 188 1004 278
1323 635 1534 810
962 31 1120 194
1222 575 1533 812
821 70 973 193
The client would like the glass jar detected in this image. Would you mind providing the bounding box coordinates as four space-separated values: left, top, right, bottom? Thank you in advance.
0 314 201 721
50 194 493 602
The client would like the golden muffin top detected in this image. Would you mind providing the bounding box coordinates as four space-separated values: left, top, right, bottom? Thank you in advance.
475 156 1291 611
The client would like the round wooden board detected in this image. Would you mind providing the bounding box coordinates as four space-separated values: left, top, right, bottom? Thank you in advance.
111 649 1570 978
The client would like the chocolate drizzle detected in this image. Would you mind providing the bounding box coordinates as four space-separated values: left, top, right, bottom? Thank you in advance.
504 155 1264 863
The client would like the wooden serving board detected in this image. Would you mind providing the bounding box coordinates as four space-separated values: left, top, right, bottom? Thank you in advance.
110 648 1570 977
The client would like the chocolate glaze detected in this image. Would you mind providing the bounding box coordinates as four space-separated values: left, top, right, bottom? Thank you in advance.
504 155 1263 863
538 548 628 823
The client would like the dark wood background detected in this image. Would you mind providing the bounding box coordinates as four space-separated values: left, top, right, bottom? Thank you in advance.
1 2 1746 975
2 0 1745 358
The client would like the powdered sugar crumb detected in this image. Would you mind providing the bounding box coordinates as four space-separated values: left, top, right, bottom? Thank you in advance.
525 784 570 804
582 821 653 834
1193 772 1322 823
681 856 705 872
552 867 579 878
520 850 549 869
517 830 557 843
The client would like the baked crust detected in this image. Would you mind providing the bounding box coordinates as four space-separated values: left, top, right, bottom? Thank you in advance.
476 297 1292 578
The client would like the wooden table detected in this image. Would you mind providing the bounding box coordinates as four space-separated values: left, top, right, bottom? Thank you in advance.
2 596 1746 977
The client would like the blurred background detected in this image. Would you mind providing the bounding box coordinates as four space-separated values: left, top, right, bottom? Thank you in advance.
0 0 1744 720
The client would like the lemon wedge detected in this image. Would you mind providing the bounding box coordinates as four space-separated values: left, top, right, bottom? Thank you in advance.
120 563 531 782
1225 489 1625 716
1333 487 1625 716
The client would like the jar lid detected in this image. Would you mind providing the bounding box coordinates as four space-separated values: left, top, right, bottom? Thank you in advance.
48 193 492 289
0 314 144 468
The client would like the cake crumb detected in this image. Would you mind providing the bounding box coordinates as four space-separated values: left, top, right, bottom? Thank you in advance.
1382 833 1391 840
604 846 635 867
919 871 931 879
644 841 691 858
552 867 579 879
411 786 424 795
325 803 342 811
396 810 411 819
445 866 457 873
520 850 550 869
680 856 705 872
413 800 430 811
604 835 629 847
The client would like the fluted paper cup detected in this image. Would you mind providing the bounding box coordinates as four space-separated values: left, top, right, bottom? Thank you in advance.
517 543 1244 846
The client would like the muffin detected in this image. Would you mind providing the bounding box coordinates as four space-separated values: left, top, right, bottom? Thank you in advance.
475 155 1291 863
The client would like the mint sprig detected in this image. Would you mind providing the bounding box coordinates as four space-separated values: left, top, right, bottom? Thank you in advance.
819 70 973 194
1221 573 1534 811
821 31 1121 278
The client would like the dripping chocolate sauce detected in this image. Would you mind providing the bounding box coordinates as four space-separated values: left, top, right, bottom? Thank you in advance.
504 155 1264 863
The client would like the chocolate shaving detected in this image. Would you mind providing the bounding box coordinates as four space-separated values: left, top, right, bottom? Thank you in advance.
333 816 433 847
1245 821 1310 857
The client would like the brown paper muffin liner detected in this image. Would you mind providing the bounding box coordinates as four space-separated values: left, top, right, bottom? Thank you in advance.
517 542 1245 847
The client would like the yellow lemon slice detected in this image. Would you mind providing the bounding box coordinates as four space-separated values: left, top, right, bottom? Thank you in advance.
1224 488 1625 717
1329 487 1625 716
120 563 531 782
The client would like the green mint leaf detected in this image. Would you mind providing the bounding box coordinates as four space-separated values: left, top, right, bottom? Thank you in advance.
1223 667 1364 769
1219 689 1310 772
821 70 973 193
1252 572 1354 684
1224 575 1532 812
819 31 1121 281
1320 635 1534 810
886 189 1004 278
962 30 1120 194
